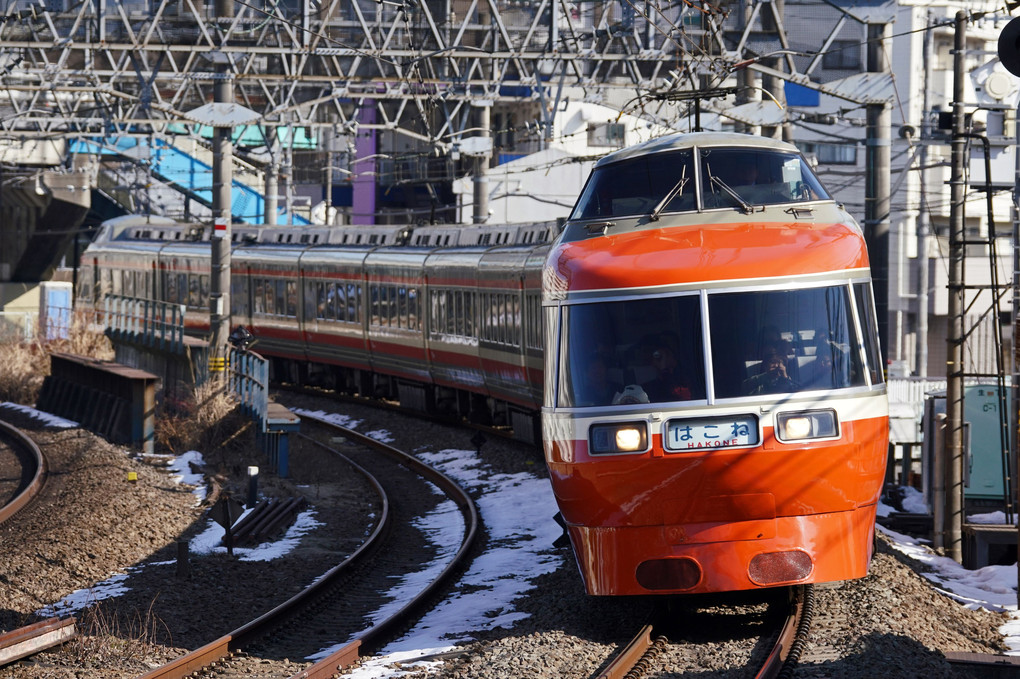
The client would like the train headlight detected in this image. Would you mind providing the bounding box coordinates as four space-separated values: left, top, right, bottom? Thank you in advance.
775 410 838 442
589 422 648 455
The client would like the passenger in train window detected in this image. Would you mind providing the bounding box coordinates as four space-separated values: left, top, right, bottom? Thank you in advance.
641 335 693 403
742 345 800 396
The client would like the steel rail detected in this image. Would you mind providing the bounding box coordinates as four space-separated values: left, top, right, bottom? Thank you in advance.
592 585 810 679
136 422 392 679
287 411 480 679
0 617 77 667
593 625 654 679
756 585 812 679
137 412 478 679
0 418 48 525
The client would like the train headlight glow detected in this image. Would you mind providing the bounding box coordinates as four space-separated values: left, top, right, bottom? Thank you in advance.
775 410 838 442
589 422 648 455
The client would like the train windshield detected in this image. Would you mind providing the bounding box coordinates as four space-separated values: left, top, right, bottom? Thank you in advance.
558 294 706 408
700 147 829 209
708 286 870 399
558 283 879 408
569 146 829 220
570 150 696 220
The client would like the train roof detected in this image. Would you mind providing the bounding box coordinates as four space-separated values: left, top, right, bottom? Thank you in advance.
593 131 798 167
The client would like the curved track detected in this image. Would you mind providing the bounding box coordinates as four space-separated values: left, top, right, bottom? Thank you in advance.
139 413 479 679
0 418 47 526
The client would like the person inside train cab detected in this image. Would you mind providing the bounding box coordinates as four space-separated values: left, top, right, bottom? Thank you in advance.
578 347 623 406
641 335 693 403
742 345 799 396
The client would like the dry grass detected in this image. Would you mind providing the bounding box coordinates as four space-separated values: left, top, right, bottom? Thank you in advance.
155 376 245 455
64 598 171 668
0 311 113 405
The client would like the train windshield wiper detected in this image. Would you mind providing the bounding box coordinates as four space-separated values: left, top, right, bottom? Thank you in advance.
709 174 756 214
649 167 688 222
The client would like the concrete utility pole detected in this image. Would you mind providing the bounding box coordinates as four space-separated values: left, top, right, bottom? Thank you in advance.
945 9 968 564
472 103 491 224
915 13 934 377
265 128 278 226
865 20 891 371
209 0 234 368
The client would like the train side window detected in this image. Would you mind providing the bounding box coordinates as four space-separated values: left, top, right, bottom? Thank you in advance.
350 285 362 324
305 281 319 320
391 286 400 327
286 280 298 317
322 283 334 321
525 293 542 350
511 295 521 347
273 280 285 316
480 292 491 341
499 294 509 345
414 288 422 330
369 284 380 326
253 281 265 315
165 271 177 304
429 290 442 338
200 275 210 306
232 278 246 316
853 282 884 384
264 281 276 315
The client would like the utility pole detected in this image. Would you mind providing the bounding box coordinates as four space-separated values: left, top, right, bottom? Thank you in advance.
265 128 278 226
209 0 234 369
865 20 891 371
472 102 491 224
945 10 968 563
915 13 934 377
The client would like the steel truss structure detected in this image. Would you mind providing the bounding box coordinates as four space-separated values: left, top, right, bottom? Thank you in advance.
0 0 887 151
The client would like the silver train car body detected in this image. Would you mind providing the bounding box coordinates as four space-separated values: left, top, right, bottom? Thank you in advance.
78 215 555 441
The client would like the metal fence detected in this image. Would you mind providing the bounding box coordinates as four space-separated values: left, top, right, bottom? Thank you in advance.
227 347 299 477
228 347 270 433
103 295 186 353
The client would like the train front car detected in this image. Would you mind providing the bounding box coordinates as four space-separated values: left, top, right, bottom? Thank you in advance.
542 132 889 596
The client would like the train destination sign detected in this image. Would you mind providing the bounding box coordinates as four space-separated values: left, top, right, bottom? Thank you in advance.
665 415 759 451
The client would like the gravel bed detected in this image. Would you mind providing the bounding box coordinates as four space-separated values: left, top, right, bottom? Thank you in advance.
0 397 1012 678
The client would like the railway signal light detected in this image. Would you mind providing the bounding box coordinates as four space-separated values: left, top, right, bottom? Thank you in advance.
997 17 1020 77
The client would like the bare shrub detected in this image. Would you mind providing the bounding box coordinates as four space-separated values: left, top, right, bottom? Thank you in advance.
64 597 170 666
0 310 112 405
155 376 246 455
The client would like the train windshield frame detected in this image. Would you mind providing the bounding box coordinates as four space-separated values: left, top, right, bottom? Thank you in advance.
568 145 829 221
555 282 881 408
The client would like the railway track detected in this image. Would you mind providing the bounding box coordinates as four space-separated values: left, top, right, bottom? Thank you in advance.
0 419 47 525
0 418 78 668
593 586 813 679
139 412 479 679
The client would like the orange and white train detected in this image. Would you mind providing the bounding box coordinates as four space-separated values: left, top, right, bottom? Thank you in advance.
541 131 888 595
79 131 888 596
